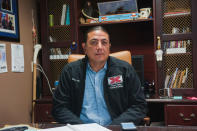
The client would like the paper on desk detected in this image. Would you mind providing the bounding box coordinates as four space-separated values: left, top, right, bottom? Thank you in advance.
37 125 73 131
11 44 24 72
37 123 111 131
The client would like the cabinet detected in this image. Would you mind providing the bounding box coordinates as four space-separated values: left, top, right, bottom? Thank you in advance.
165 104 197 126
39 0 77 97
147 0 197 126
35 102 55 122
147 99 197 126
155 0 197 96
35 0 197 125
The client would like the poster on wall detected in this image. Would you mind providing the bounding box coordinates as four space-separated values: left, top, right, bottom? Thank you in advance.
11 44 24 72
0 43 8 73
0 0 19 41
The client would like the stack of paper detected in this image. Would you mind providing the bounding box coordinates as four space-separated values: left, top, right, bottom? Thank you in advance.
38 123 111 131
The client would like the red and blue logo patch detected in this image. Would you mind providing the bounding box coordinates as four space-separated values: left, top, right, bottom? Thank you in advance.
108 75 123 89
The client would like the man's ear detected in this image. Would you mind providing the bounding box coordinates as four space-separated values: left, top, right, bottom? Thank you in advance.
109 43 111 50
82 42 86 53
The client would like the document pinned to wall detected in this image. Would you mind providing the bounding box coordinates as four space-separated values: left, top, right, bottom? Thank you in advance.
11 44 24 72
0 44 8 73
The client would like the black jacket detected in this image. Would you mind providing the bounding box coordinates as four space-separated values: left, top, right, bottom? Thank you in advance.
52 56 147 125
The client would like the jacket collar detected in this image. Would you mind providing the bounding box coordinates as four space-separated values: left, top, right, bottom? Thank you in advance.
82 55 113 69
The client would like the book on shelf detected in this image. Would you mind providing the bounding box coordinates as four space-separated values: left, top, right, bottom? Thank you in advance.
164 40 188 49
166 68 182 89
164 69 170 88
164 11 191 17
66 5 70 25
165 68 189 89
164 40 189 54
172 70 181 88
49 54 69 60
170 68 178 88
60 4 67 25
164 74 170 89
167 73 173 89
177 69 186 88
166 47 186 54
182 67 188 84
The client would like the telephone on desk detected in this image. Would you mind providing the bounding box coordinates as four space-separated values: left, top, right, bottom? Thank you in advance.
143 81 155 99
0 126 28 131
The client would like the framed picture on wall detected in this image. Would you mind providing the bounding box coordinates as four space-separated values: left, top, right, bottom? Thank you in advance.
0 0 19 42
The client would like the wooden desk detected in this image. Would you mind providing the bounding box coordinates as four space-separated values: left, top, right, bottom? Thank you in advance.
34 98 197 126
147 99 197 126
1 124 197 131
135 126 197 131
36 124 197 131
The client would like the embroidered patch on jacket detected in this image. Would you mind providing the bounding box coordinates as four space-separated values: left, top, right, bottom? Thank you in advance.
72 78 80 82
108 75 123 89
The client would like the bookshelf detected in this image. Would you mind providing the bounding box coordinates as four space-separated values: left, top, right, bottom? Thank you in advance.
155 0 197 97
79 18 153 26
36 0 155 123
153 0 197 126
39 0 77 97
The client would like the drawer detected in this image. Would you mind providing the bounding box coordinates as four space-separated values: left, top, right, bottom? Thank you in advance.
165 105 197 126
35 104 55 123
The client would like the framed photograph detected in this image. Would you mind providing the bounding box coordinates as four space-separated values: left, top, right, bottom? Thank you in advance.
0 0 19 41
97 0 138 16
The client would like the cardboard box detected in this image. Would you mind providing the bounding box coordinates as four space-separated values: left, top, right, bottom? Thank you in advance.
97 0 138 22
99 13 139 22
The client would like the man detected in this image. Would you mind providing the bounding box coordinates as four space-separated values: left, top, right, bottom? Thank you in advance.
52 26 147 126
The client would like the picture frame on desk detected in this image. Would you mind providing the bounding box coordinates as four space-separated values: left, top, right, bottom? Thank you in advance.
0 0 19 42
97 0 139 22
97 0 138 16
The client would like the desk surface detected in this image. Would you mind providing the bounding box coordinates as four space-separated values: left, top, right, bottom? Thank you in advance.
146 98 197 103
1 124 197 131
35 124 197 131
35 98 197 104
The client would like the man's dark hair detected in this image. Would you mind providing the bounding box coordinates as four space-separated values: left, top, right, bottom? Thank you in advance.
84 26 109 43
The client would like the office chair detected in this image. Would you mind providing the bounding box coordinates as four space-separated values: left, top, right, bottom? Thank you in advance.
68 50 132 64
68 50 150 126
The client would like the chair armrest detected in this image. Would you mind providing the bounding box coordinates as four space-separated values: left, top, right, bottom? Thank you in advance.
144 117 150 126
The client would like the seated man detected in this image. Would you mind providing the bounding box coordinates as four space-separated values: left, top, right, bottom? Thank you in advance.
52 26 147 126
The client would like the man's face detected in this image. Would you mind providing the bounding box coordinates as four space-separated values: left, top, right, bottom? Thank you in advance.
82 30 111 64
